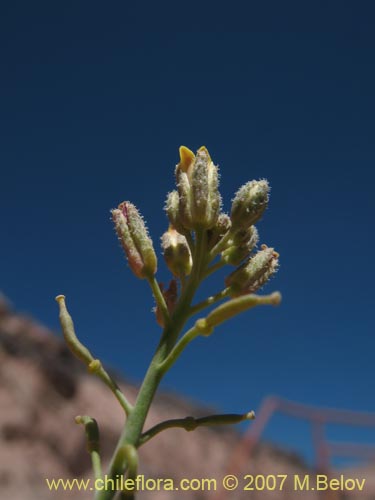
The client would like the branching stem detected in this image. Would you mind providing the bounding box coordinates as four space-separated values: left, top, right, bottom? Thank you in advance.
189 288 231 317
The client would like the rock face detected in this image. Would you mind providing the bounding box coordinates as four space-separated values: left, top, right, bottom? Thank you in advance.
0 294 373 500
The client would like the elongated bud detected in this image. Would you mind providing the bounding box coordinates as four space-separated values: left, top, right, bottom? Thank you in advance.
225 245 279 296
165 190 186 234
55 295 94 365
112 202 157 279
161 227 192 278
199 292 281 331
207 213 232 250
222 226 259 265
231 180 269 230
175 146 221 230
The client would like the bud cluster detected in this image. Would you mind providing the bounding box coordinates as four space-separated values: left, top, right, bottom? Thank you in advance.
112 145 279 320
173 146 221 231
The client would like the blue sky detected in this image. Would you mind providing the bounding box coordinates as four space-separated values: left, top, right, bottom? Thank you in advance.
1 3 375 463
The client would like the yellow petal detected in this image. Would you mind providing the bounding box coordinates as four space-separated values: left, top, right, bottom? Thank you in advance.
197 145 211 162
179 146 195 172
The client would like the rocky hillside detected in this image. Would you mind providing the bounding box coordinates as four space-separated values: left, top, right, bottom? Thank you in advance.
0 294 373 500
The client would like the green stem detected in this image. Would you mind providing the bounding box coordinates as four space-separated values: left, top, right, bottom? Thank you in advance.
208 229 232 261
94 365 134 416
203 258 226 278
96 231 208 500
114 445 138 499
147 275 170 326
189 287 231 317
139 411 255 445
179 273 187 293
158 325 200 375
184 230 195 255
76 416 102 481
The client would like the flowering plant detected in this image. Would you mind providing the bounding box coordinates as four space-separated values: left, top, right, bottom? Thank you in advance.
56 145 281 499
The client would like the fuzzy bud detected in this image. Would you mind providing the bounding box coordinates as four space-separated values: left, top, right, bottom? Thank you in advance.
175 146 221 230
225 245 279 296
207 213 232 250
161 227 192 278
112 202 157 279
222 226 259 266
165 190 186 234
231 180 269 230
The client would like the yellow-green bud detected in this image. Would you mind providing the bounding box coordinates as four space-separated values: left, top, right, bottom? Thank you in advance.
161 227 192 278
222 226 259 265
225 245 279 296
175 146 221 230
112 202 157 279
204 292 281 328
231 180 269 230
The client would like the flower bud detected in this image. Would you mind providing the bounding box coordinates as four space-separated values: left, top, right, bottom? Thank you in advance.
112 202 157 279
207 213 232 250
175 146 221 230
161 227 192 278
204 291 281 329
222 226 259 265
165 190 186 234
231 180 270 230
225 245 279 296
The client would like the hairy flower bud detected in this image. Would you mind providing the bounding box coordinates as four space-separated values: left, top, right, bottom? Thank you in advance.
225 245 279 296
161 227 192 278
165 190 186 234
222 226 259 265
175 146 221 230
231 180 270 230
207 213 232 250
112 202 157 279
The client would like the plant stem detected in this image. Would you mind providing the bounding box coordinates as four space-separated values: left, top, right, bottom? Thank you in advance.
189 288 231 317
139 411 255 445
95 231 208 500
158 324 200 374
208 229 232 261
76 416 102 481
94 366 134 416
147 275 170 326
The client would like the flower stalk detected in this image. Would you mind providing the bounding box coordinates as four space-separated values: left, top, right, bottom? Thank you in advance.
55 145 281 500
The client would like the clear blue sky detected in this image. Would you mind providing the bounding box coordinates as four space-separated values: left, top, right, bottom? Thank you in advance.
1 3 374 463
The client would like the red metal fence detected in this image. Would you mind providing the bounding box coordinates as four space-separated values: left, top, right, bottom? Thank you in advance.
213 396 375 499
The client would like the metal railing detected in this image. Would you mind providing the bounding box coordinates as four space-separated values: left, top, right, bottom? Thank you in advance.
212 396 375 499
